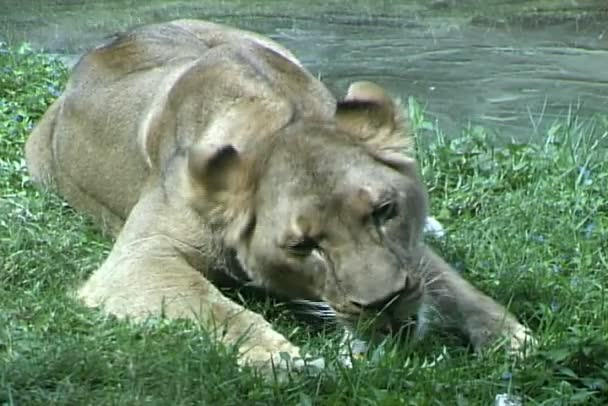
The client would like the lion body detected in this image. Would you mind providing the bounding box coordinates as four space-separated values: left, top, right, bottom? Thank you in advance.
26 19 532 371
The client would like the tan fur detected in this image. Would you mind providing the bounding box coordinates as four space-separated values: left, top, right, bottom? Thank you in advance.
26 19 533 372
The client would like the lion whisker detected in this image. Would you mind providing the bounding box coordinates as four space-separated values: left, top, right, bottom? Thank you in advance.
290 299 338 321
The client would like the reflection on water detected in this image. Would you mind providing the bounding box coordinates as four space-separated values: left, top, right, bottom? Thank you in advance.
2 4 607 141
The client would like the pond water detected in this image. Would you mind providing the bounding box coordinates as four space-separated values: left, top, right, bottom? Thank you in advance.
2 0 607 141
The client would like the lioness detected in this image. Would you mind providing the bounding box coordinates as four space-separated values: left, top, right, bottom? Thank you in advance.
25 19 533 371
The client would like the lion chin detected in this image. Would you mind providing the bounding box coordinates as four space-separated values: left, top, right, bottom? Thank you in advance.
25 18 535 376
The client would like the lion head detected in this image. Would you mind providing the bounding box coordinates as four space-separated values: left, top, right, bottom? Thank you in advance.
187 81 429 337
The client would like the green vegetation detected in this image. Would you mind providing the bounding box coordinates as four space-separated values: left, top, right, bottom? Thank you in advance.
1 44 607 405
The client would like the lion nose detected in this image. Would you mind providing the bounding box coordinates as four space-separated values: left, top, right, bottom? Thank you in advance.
348 275 418 311
350 291 403 311
349 287 405 311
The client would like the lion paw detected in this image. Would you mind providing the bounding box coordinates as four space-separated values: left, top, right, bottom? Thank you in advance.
239 342 324 380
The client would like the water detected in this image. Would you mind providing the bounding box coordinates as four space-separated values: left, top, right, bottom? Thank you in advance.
2 1 607 141
267 19 608 140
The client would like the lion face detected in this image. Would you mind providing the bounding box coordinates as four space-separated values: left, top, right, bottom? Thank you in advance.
187 81 429 336
233 120 428 335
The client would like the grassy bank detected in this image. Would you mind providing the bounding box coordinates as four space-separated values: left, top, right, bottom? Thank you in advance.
1 44 607 405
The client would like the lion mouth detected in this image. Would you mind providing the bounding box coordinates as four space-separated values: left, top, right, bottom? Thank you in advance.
334 306 421 338
331 289 427 339
290 293 427 339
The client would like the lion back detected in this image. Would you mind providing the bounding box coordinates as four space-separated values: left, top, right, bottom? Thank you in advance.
25 20 335 233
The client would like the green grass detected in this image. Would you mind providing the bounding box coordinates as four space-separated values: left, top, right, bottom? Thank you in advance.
1 43 607 405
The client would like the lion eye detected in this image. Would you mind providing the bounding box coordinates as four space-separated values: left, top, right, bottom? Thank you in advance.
373 201 398 225
287 237 318 257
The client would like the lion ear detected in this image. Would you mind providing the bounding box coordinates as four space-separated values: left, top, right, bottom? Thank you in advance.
187 144 244 193
187 143 255 243
336 81 415 171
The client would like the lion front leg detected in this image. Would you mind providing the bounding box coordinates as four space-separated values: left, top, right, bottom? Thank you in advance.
421 246 535 355
78 247 305 371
